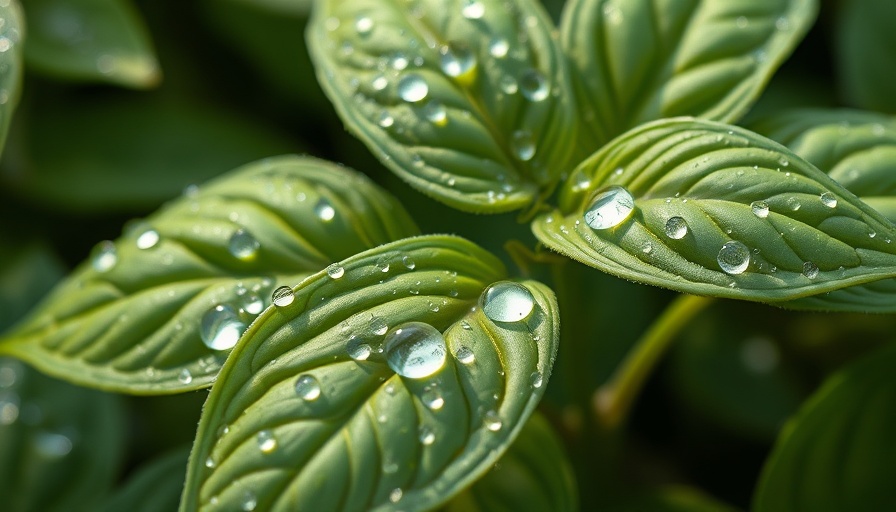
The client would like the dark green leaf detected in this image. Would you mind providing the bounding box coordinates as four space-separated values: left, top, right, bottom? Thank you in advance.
0 0 23 157
608 486 738 512
180 235 559 511
835 0 896 114
22 0 159 88
531 118 896 308
754 343 896 511
0 242 66 334
0 156 419 393
308 0 581 212
223 0 311 17
561 0 817 145
99 447 189 512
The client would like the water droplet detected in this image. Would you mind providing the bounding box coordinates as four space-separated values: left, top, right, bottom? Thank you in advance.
583 185 635 230
257 430 277 453
461 321 472 330
401 255 416 270
461 0 485 19
481 282 535 322
91 241 117 272
35 432 73 459
377 111 394 128
802 261 819 279
786 197 801 211
178 368 193 384
820 192 837 208
499 75 518 94
511 130 536 161
370 316 389 336
519 69 549 101
455 346 475 364
315 199 336 221
419 425 436 445
136 229 160 249
295 374 321 400
326 263 345 279
440 42 476 79
272 286 295 307
398 74 429 102
242 295 264 315
229 229 260 260
422 383 445 410
205 456 215 468
355 16 373 35
347 338 371 361
778 157 790 167
389 488 404 503
489 38 509 58
751 201 770 218
664 216 688 239
717 241 750 275
384 322 447 378
200 305 246 351
422 100 447 125
530 371 543 389
376 256 391 273
483 410 503 431
242 491 257 511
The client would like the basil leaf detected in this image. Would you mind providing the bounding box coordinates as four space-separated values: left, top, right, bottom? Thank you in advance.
532 118 896 307
0 0 22 157
754 343 896 511
308 0 580 212
98 447 189 512
180 235 559 511
22 0 159 88
835 0 896 114
561 0 817 145
0 156 419 393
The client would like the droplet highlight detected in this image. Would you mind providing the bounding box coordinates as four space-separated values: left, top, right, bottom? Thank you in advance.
751 201 770 218
519 69 549 101
583 186 635 230
200 305 246 351
820 192 837 208
136 229 160 250
295 374 321 400
91 241 117 272
229 229 260 261
455 346 475 364
802 261 819 279
717 241 751 275
326 263 345 279
511 130 536 161
398 74 429 103
664 216 688 239
481 282 535 322
272 286 295 307
384 322 447 379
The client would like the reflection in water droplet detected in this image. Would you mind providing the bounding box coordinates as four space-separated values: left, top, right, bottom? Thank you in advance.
461 0 484 19
717 241 750 275
295 374 321 400
136 229 160 250
370 316 389 337
242 491 257 511
398 74 429 102
229 229 260 260
751 201 770 218
347 338 372 361
257 430 277 453
519 69 549 101
802 261 819 279
91 241 118 272
481 282 535 322
326 263 345 279
200 305 246 351
315 199 336 221
511 130 536 161
786 197 801 211
354 16 373 35
489 38 509 57
583 186 635 230
455 346 475 364
272 286 295 307
820 192 837 208
483 410 503 431
419 425 436 445
384 322 447 378
422 384 444 410
530 371 544 389
664 216 688 239
178 368 193 384
422 100 447 125
378 111 394 128
242 295 264 315
205 456 215 468
440 42 476 78
401 255 416 270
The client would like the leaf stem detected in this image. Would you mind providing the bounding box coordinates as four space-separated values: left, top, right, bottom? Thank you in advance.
593 294 714 429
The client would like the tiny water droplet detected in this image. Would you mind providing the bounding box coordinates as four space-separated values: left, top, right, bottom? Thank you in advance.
398 74 429 102
778 157 789 167
489 38 509 58
347 338 372 361
583 186 635 230
664 216 688 239
205 456 215 468
295 374 321 400
257 430 277 453
35 431 73 459
530 371 543 389
178 368 193 384
401 255 416 270
375 256 391 273
229 229 260 260
786 197 801 211
419 425 436 445
717 241 750 275
384 322 447 378
820 192 837 208
519 69 549 101
483 410 503 431
91 241 117 272
136 229 160 250
802 261 819 279
461 0 484 19
272 286 295 307
455 346 475 364
315 199 336 221
751 201 770 218
481 282 535 322
422 384 445 410
242 295 263 315
499 75 518 94
354 16 373 35
326 263 345 279
200 305 246 351
511 130 536 161
377 111 394 127
422 100 447 125
440 42 476 78
389 488 404 503
242 491 257 511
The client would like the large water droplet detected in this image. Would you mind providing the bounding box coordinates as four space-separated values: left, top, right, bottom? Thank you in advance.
384 322 447 378
229 229 260 260
295 374 321 400
751 201 770 218
483 410 503 431
91 241 117 272
786 197 801 211
802 261 819 279
136 229 160 250
272 286 295 307
257 430 277 453
820 192 837 208
717 241 750 275
481 282 535 322
664 216 688 239
398 74 429 102
519 69 549 101
583 186 635 230
315 199 336 221
440 42 476 78
461 0 485 19
326 263 345 279
455 346 475 364
200 305 246 351
511 130 536 161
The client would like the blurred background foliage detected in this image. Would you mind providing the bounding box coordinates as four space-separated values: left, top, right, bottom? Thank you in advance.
0 0 894 510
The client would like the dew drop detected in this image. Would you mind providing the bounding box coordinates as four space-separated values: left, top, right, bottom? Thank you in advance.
530 371 543 389
295 374 321 400
583 185 635 230
481 281 535 322
326 263 345 279
272 286 295 307
489 38 509 58
461 0 485 19
91 241 117 272
664 216 688 239
786 197 801 211
422 100 447 125
371 74 388 91
455 346 475 364
354 16 373 35
717 241 750 275
422 384 445 410
802 261 819 279
401 255 416 270
389 488 404 504
483 410 503 431
257 430 277 453
347 338 372 361
820 192 837 208
384 322 447 378
315 199 336 221
398 74 429 102
200 305 246 351
136 229 160 249
440 42 476 78
499 75 518 94
419 425 436 445
519 69 549 101
242 294 264 315
205 456 215 468
751 201 770 218
242 491 257 511
228 229 260 260
377 111 394 128
511 130 536 161
376 256 391 273
370 316 389 336
0 393 19 425
178 368 193 384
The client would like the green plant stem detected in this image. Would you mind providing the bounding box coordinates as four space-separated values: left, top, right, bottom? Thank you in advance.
594 293 714 430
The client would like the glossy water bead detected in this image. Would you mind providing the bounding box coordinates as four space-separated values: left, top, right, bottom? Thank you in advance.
481 282 535 322
200 305 246 351
583 186 635 230
383 322 447 378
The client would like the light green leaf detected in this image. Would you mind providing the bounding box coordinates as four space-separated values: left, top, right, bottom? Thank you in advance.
0 156 419 394
22 0 159 88
835 0 896 114
0 0 23 157
561 0 817 145
180 235 559 511
443 412 577 512
99 447 189 512
531 117 896 307
754 342 896 511
0 358 126 512
308 0 581 213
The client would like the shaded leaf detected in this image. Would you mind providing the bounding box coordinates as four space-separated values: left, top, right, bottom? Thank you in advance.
180 235 559 511
224 0 311 17
99 447 189 512
561 0 817 145
531 118 896 308
22 0 159 88
754 343 896 511
0 242 66 334
834 0 896 114
0 0 23 157
0 156 419 393
308 0 581 212
608 486 738 512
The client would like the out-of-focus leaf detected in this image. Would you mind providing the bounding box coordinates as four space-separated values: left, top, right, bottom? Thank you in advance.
561 0 817 145
754 342 896 511
0 156 420 394
0 242 66 334
443 412 577 512
3 96 300 213
531 118 896 309
835 0 896 114
608 486 738 512
22 0 159 88
180 235 559 511
98 447 189 512
225 0 311 17
308 0 581 213
0 358 126 512
0 0 23 157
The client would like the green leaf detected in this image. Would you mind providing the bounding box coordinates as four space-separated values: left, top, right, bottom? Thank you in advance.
0 0 23 157
0 358 126 512
0 242 66 334
0 156 420 394
561 0 817 145
22 0 160 88
180 235 559 511
443 412 577 512
753 342 896 511
531 117 896 308
223 0 311 17
308 0 581 213
835 0 896 114
99 447 189 512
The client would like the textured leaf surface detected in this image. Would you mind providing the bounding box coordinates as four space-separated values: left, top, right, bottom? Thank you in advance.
309 0 580 212
835 0 896 114
99 447 189 512
443 412 577 512
754 343 896 511
22 0 159 88
0 0 22 157
561 0 817 145
532 118 896 307
0 156 419 393
181 235 559 511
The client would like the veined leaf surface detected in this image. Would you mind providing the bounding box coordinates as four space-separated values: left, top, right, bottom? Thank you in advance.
0 0 23 156
0 156 419 393
180 236 559 511
561 0 817 145
532 118 896 307
308 0 580 212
